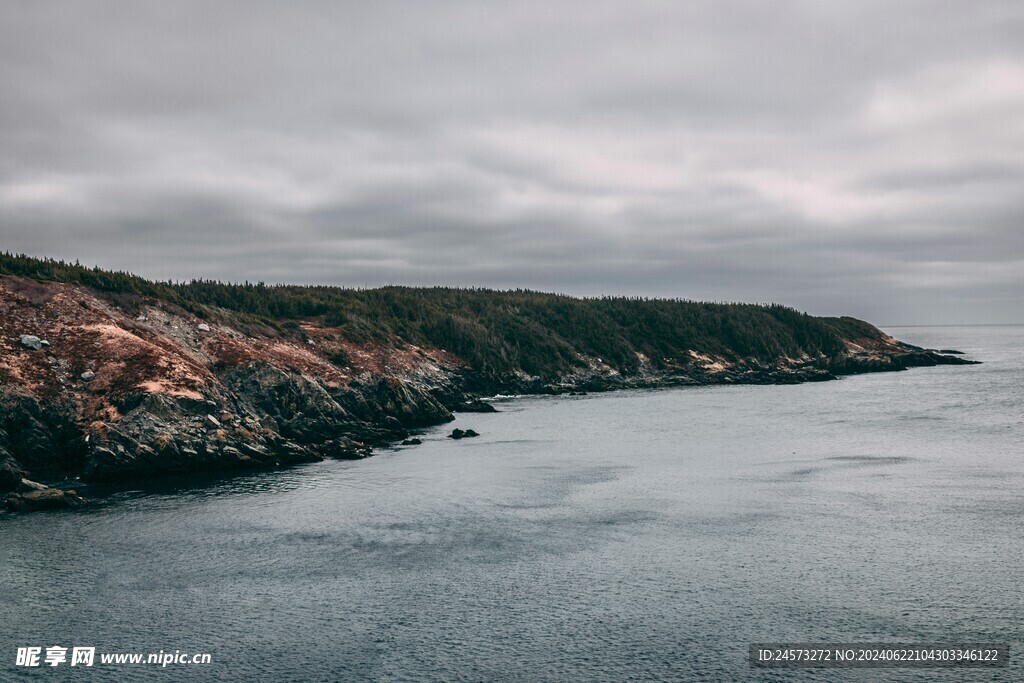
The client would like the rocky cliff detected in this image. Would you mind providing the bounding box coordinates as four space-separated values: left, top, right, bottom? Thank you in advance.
0 270 975 509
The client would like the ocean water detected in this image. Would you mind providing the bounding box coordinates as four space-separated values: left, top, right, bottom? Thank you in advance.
1 325 1021 682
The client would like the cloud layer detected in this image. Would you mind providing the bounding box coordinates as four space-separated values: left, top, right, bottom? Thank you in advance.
2 1 1022 323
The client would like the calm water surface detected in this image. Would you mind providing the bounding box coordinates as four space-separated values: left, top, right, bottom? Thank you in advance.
2 326 1021 681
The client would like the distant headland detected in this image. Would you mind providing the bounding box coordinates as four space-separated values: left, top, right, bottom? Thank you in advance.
0 253 976 511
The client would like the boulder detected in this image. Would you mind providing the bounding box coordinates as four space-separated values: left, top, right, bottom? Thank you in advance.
80 371 95 382
18 335 43 350
401 438 422 446
197 323 211 332
383 416 405 433
449 428 479 440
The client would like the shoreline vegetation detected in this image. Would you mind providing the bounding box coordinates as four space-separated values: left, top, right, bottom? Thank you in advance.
0 253 977 512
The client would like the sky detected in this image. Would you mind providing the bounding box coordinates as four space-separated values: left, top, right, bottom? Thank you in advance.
1 1 1022 324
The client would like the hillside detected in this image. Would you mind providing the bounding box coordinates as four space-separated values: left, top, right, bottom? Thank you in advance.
0 253 975 509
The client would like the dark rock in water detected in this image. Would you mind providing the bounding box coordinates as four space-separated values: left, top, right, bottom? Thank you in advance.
401 438 422 445
6 488 84 512
450 428 479 439
320 436 371 460
463 429 479 438
938 349 964 355
453 399 497 413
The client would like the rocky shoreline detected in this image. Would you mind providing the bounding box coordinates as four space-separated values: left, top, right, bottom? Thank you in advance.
0 274 977 512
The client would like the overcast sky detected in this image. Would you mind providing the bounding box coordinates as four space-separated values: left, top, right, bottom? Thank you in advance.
1 1 1022 324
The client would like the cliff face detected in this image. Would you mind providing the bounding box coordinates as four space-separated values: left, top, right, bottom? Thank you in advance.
0 275 460 495
0 273 975 503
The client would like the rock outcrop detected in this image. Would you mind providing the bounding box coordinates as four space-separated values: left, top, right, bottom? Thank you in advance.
7 487 84 512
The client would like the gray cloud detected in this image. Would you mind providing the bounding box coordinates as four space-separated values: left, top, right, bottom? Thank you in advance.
1 0 1022 324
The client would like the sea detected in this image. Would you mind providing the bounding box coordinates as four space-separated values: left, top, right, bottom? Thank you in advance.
1 325 1021 681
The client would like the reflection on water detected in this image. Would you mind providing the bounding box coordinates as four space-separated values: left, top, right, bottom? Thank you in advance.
1 326 1022 681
